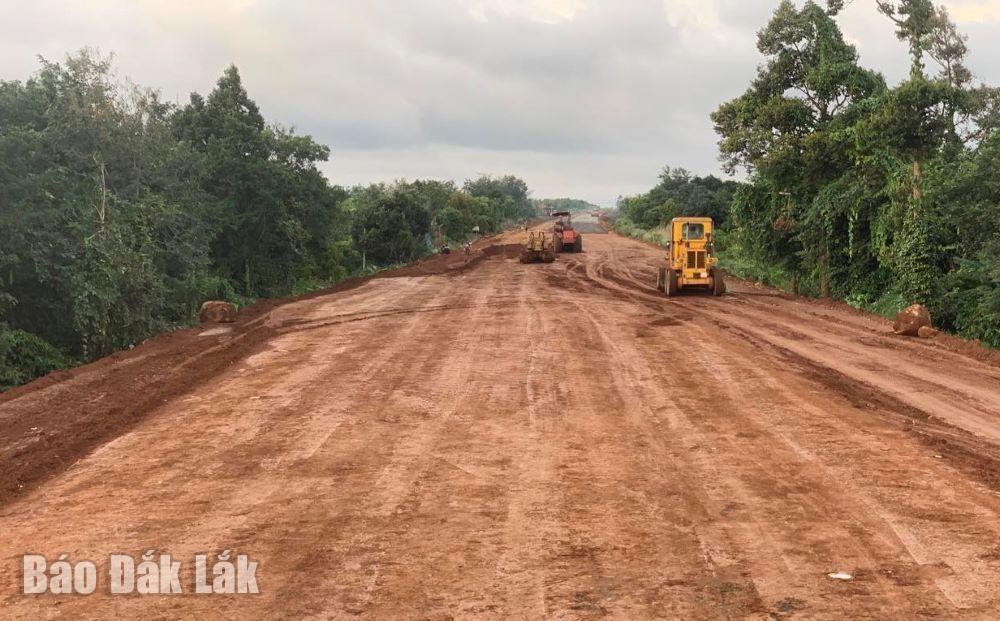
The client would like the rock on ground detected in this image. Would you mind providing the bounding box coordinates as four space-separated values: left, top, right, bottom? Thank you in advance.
199 301 238 324
918 326 939 339
894 304 932 337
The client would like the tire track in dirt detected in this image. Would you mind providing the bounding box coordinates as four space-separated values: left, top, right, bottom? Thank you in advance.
673 320 955 613
561 296 771 618
683 322 1000 611
2 229 1000 619
704 293 1000 395
0 277 468 618
491 274 562 620
557 234 1000 616
587 234 1000 459
263 272 508 618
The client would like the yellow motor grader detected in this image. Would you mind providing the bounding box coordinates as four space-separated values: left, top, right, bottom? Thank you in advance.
520 231 556 263
655 217 725 297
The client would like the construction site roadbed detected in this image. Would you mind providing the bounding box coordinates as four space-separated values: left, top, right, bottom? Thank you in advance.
2 228 1000 619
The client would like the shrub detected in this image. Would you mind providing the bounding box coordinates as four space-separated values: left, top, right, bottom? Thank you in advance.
0 327 73 391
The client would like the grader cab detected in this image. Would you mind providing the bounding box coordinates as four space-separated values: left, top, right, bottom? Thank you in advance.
655 217 725 297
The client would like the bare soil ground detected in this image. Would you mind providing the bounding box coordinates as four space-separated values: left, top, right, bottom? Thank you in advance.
2 229 1000 619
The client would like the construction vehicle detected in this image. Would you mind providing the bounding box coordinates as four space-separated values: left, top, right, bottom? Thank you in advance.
656 217 725 297
552 211 583 253
520 231 556 263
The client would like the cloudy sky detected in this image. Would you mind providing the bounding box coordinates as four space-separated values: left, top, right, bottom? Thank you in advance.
2 0 999 205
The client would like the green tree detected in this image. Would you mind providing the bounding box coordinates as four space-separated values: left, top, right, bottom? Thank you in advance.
710 0 1000 344
464 175 535 225
350 187 432 265
0 52 356 387
0 50 210 356
712 0 885 296
876 0 936 79
173 65 345 296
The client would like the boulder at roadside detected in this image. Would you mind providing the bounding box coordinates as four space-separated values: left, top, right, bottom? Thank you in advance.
893 304 932 337
199 301 238 324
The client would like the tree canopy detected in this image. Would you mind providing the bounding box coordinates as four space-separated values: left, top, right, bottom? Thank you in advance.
710 0 1000 344
0 51 539 389
616 167 739 230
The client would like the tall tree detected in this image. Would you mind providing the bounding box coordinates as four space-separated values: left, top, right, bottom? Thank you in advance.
875 0 936 79
712 0 884 295
173 66 342 296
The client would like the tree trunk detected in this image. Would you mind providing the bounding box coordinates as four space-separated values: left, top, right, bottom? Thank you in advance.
912 159 923 201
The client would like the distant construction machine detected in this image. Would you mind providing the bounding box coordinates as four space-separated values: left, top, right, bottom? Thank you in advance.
656 217 725 297
520 231 556 263
552 211 583 253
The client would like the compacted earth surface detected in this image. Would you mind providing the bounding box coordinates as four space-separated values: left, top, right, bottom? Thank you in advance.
2 226 1000 619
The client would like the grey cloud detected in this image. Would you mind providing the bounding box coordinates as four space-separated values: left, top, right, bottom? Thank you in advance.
2 0 999 205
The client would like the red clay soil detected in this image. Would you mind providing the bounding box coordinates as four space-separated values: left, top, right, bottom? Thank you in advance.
2 228 1000 619
0 239 509 505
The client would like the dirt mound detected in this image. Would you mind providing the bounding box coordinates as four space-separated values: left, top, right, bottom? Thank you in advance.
894 304 932 336
0 315 279 506
384 242 524 278
479 243 524 259
199 300 237 323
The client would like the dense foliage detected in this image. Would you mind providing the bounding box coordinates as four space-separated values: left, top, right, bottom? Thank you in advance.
711 0 999 346
619 1 998 348
344 176 536 266
0 51 538 389
615 167 740 232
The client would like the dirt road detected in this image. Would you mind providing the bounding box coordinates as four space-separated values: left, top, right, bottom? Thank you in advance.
2 229 1000 619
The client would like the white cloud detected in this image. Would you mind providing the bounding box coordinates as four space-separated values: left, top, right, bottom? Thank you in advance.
662 0 725 36
942 0 1000 23
468 0 587 23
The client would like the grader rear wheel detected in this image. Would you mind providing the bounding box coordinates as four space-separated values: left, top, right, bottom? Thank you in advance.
665 269 679 298
656 267 666 292
711 267 726 296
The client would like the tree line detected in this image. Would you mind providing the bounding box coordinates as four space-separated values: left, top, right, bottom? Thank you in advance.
618 0 999 348
0 51 538 389
616 167 740 230
533 198 601 214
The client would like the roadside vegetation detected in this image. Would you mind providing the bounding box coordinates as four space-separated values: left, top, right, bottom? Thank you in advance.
0 51 539 389
613 167 739 246
616 0 1000 348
